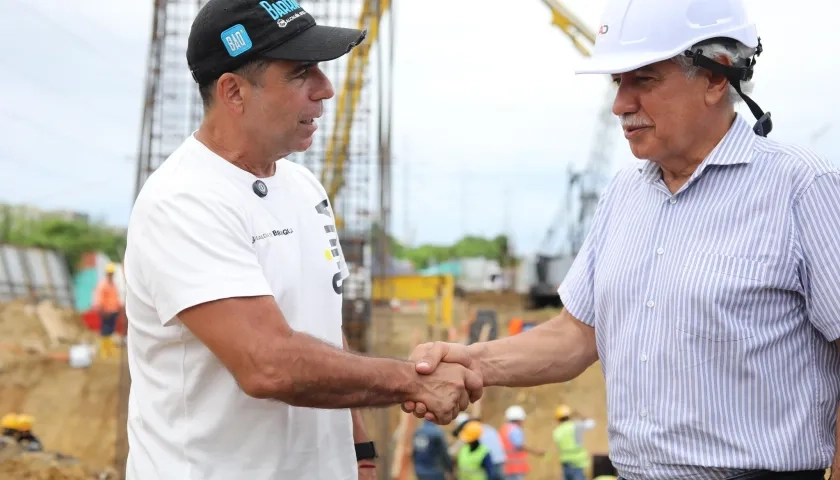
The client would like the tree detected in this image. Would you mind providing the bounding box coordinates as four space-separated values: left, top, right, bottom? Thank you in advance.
0 206 126 275
395 234 515 270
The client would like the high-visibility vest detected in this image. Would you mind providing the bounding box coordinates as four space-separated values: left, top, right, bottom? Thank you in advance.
457 444 489 480
552 421 590 469
499 422 530 475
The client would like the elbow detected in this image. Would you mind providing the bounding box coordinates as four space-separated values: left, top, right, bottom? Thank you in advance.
237 364 293 401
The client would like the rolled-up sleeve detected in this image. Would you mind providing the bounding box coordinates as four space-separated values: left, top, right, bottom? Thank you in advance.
793 171 840 341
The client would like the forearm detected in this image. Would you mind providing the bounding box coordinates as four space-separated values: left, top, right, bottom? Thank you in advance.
252 331 416 408
343 334 372 444
468 309 598 388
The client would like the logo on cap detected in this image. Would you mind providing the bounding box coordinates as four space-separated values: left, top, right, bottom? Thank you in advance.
221 24 253 57
259 0 306 28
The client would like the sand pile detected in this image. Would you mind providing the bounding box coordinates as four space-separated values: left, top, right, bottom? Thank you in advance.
0 301 121 476
0 300 97 353
0 437 116 479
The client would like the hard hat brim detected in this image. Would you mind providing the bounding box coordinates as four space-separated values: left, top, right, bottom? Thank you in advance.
575 24 760 75
574 50 682 75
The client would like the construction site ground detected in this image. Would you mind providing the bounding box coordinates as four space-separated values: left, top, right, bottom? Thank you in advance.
366 292 608 479
0 293 608 479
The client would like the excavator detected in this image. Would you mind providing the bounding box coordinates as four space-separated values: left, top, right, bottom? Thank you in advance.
527 0 618 309
321 0 616 312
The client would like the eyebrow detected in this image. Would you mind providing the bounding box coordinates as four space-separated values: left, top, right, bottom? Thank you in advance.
290 62 316 75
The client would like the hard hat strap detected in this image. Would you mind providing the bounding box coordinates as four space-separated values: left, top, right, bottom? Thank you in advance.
683 38 773 137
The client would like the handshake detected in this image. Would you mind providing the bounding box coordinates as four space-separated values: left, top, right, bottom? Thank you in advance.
400 342 483 425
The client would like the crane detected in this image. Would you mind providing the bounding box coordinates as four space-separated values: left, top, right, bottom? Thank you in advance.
320 0 391 230
527 0 619 308
321 0 611 232
318 0 615 309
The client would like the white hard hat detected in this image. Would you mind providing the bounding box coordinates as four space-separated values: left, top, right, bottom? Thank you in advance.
577 0 773 137
455 412 471 427
576 0 758 75
505 405 527 422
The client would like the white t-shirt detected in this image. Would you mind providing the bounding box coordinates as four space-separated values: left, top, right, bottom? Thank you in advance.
122 134 356 480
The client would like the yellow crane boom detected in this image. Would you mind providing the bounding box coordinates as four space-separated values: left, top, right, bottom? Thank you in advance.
320 0 391 229
541 0 596 56
322 0 603 232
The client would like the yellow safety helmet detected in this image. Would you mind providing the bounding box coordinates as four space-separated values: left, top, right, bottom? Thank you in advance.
555 404 573 420
1 413 18 430
458 420 483 443
105 263 116 274
15 414 33 432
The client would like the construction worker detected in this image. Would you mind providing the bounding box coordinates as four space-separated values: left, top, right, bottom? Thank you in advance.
551 405 594 480
412 419 454 480
403 0 840 478
92 262 121 359
14 415 42 452
1 413 18 439
499 405 544 480
451 413 506 480
456 421 498 480
122 0 481 478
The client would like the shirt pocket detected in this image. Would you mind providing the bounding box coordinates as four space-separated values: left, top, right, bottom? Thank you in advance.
673 250 769 342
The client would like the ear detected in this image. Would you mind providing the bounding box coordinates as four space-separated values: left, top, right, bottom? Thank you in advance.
704 55 732 106
215 73 247 114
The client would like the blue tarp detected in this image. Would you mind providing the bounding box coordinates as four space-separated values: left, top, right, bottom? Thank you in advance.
73 267 99 312
419 261 461 277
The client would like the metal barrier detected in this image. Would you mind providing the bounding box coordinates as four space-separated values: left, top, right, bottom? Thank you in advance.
0 244 74 308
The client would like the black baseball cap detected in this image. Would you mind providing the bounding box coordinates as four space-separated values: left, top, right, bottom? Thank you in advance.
187 0 367 85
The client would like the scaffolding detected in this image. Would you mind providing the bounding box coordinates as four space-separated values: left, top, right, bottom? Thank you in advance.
120 0 394 477
133 0 207 196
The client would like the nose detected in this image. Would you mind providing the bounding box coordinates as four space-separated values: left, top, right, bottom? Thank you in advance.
612 77 639 117
311 65 335 102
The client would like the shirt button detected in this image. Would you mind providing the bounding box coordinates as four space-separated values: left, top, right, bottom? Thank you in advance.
646 300 655 308
656 247 664 255
669 198 677 204
640 408 648 417
640 354 648 362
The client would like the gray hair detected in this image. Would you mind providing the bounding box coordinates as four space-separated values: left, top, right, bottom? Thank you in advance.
672 41 756 105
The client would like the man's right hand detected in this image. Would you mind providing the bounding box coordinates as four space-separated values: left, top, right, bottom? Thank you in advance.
402 342 480 421
408 360 482 425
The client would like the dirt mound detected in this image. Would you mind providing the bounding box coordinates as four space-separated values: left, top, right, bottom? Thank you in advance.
0 357 121 472
0 437 116 479
0 301 121 476
0 300 97 353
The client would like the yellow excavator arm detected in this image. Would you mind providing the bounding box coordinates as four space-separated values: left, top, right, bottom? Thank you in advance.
320 0 391 230
540 0 596 57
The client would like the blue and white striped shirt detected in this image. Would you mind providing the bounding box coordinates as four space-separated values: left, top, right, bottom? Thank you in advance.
559 114 840 480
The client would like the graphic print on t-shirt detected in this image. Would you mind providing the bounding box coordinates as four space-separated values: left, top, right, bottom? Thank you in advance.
315 199 349 294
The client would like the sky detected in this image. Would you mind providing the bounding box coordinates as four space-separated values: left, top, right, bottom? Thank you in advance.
0 0 836 256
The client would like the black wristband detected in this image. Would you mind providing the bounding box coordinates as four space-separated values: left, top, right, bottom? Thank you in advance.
355 441 378 461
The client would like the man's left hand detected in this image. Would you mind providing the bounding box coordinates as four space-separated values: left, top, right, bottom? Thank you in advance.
357 462 376 480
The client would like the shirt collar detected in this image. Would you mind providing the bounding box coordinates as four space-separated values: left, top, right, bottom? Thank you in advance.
637 113 757 183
